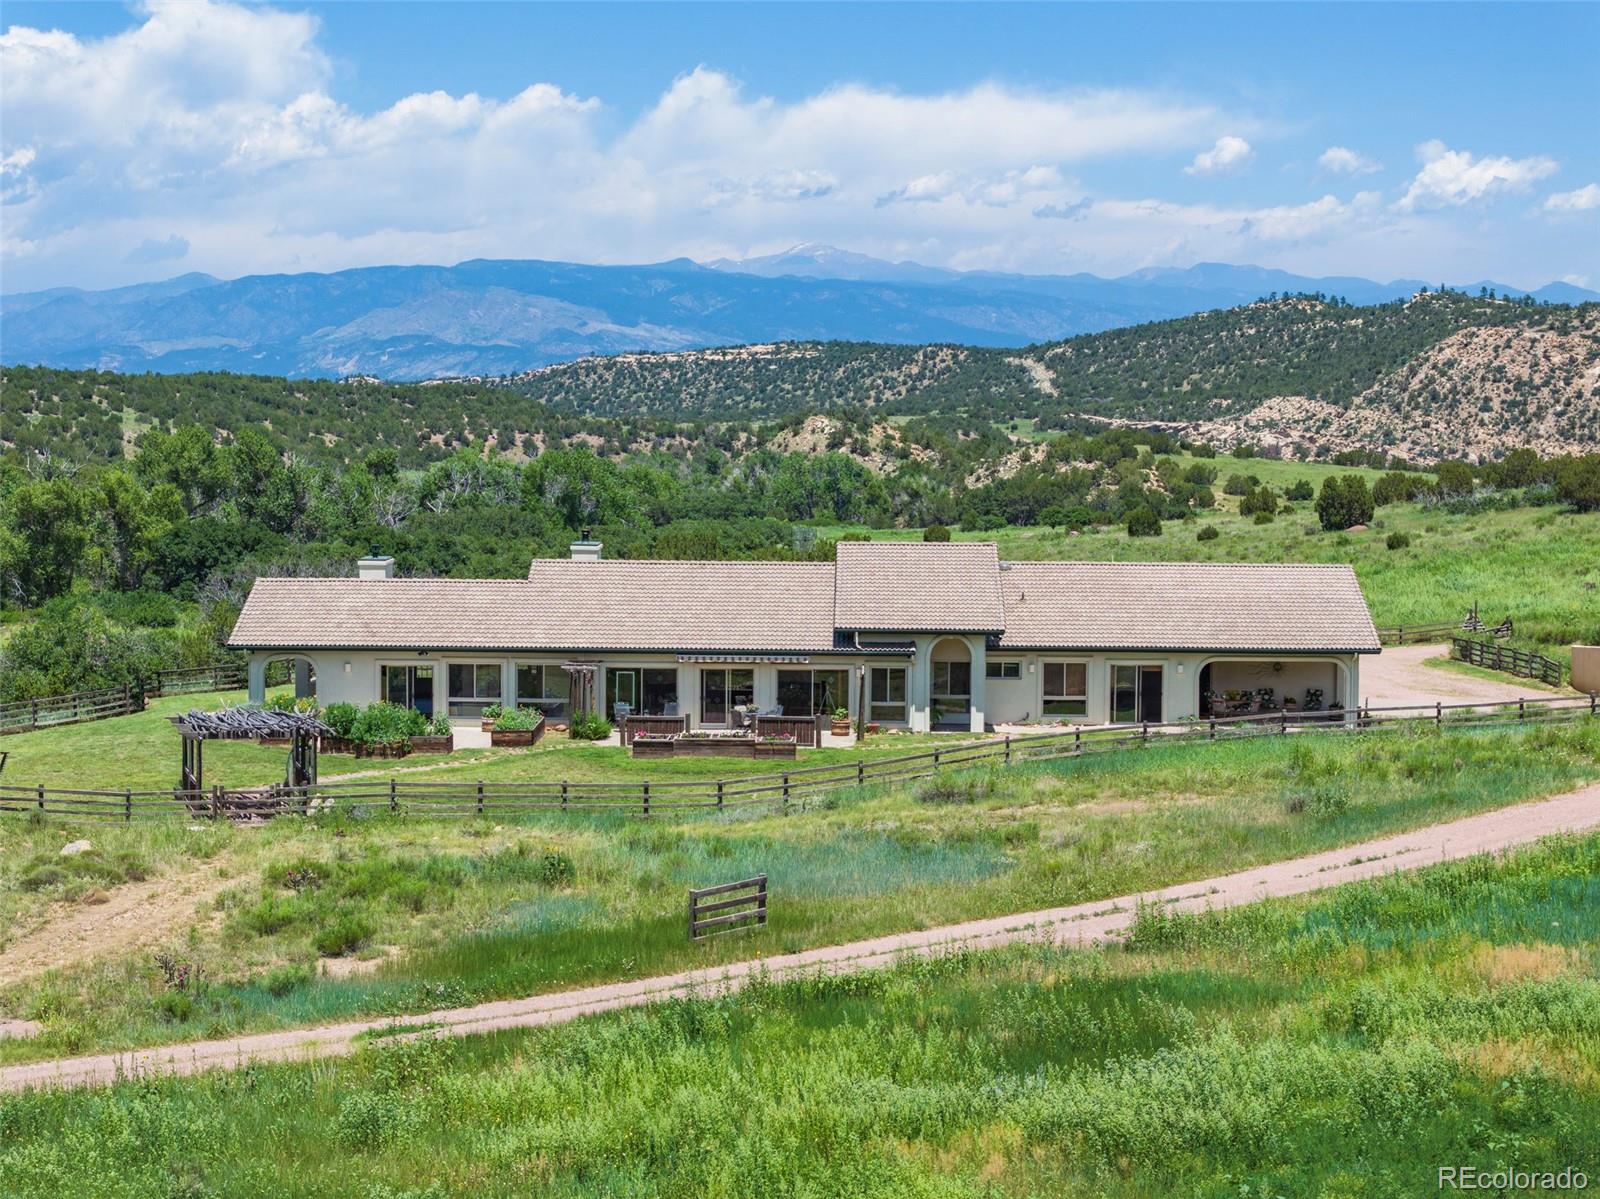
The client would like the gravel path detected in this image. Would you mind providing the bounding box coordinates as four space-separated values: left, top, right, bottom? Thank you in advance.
8 781 1599 1093
1361 644 1557 708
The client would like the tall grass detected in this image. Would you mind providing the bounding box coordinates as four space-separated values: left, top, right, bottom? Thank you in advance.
4 834 1598 1197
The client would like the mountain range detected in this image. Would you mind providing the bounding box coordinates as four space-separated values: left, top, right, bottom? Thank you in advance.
2 247 1594 382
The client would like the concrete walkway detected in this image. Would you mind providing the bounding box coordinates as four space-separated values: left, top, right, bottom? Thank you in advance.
8 780 1599 1093
1360 643 1562 709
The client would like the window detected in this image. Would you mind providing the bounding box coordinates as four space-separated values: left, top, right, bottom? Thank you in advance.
1042 661 1088 717
985 661 1021 680
869 666 907 723
931 660 971 696
379 665 434 715
776 668 851 717
446 662 502 718
515 664 570 718
700 668 755 725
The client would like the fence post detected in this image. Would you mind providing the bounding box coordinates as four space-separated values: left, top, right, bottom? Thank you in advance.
1280 713 1288 735
1141 721 1149 743
210 785 222 821
1518 699 1525 721
933 747 941 768
717 779 724 809
1004 735 1011 764
36 783 45 812
125 788 132 823
1074 728 1081 753
476 780 484 816
389 778 398 814
1435 702 1441 728
782 773 790 807
562 779 569 809
31 698 38 730
1209 719 1216 741
857 761 865 787
643 781 650 817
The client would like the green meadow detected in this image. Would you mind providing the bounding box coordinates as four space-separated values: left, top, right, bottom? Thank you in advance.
4 830 1597 1197
4 717 1598 1065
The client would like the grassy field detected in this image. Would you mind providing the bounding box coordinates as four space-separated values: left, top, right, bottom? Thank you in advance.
4 829 1596 1196
4 717 1597 1065
823 496 1600 660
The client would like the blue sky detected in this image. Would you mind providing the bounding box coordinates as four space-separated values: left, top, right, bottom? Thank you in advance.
2 1 1595 292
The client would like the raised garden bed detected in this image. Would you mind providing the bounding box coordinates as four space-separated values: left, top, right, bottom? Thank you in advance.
673 737 756 758
319 735 358 755
754 740 798 760
489 714 546 748
629 733 797 760
630 736 677 758
409 734 454 755
354 741 411 760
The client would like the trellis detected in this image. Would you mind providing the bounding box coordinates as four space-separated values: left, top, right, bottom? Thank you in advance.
170 708 332 792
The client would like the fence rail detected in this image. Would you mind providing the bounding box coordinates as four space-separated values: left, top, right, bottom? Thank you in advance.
689 875 767 938
1376 621 1463 646
3 692 1596 824
0 664 254 736
1451 637 1564 687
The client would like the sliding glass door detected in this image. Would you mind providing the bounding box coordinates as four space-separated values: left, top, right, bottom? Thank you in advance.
1110 664 1163 723
700 668 754 725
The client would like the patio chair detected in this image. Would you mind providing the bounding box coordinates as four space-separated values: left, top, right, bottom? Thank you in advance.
663 702 679 717
612 701 632 723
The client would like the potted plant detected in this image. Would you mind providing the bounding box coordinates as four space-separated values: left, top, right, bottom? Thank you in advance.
829 707 852 736
411 713 454 754
489 706 545 747
480 703 504 733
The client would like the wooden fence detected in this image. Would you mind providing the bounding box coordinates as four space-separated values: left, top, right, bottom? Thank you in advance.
1451 637 1564 687
1376 621 1463 646
3 693 1596 824
0 664 254 736
689 875 767 939
0 684 141 736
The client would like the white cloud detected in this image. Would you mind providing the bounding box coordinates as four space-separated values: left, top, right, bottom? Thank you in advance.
877 165 1065 208
1395 140 1558 211
1544 183 1600 213
1184 135 1253 177
1317 145 1381 175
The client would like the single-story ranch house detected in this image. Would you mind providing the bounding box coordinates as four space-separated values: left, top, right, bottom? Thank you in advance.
230 541 1381 733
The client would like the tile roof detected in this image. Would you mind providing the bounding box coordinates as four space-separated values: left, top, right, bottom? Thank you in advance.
833 541 1005 631
229 548 1378 656
996 561 1380 653
231 561 839 652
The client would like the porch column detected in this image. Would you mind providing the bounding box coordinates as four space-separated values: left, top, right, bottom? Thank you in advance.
968 636 987 734
293 658 314 700
247 656 267 706
910 639 932 733
676 664 694 728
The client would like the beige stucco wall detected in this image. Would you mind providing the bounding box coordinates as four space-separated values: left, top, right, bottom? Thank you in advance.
248 646 1363 731
1573 646 1600 695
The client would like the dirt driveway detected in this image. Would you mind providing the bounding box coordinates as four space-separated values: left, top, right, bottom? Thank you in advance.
1360 644 1558 708
8 780 1599 1093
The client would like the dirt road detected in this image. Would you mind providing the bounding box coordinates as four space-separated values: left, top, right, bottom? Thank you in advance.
1361 643 1558 708
8 780 1599 1093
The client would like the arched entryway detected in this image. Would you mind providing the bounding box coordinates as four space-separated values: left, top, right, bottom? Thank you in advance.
248 654 318 707
929 637 973 731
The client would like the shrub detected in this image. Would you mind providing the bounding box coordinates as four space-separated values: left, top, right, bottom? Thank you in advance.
314 914 375 957
321 702 359 739
1125 506 1161 537
1238 486 1277 517
1315 475 1375 531
1386 531 1412 551
568 712 613 741
1222 473 1257 496
350 701 426 748
1555 454 1600 512
1373 471 1424 506
922 524 951 542
424 714 453 736
338 1092 404 1150
1286 479 1314 501
539 849 576 887
261 963 313 997
1196 525 1220 542
1252 511 1275 525
480 703 505 722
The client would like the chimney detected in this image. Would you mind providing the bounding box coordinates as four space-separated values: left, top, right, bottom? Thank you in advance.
357 553 396 580
569 529 603 562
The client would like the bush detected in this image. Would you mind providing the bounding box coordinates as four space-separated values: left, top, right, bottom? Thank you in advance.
1555 455 1600 512
1373 471 1424 506
322 702 359 739
568 712 613 741
1125 506 1162 537
314 914 375 957
261 963 313 997
1386 532 1412 551
424 714 452 736
1253 511 1275 525
1196 525 1220 542
349 701 426 748
539 849 576 887
1238 486 1277 517
1316 475 1375 531
1222 473 1256 497
922 524 951 542
1286 479 1314 501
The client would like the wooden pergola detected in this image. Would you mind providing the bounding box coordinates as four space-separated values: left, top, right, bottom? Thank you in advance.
562 661 601 720
170 708 332 793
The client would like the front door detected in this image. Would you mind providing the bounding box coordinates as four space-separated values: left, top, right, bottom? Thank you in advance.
607 669 638 719
1110 664 1163 723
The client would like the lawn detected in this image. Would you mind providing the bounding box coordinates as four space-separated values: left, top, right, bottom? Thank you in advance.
4 829 1596 1196
3 716 1597 1065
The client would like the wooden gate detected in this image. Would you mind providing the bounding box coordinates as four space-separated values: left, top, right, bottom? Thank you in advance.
689 875 768 939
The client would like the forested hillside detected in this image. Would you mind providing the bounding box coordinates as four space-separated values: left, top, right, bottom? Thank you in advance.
4 291 1596 471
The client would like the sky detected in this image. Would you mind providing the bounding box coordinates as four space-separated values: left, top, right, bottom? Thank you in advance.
1 1 1596 295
